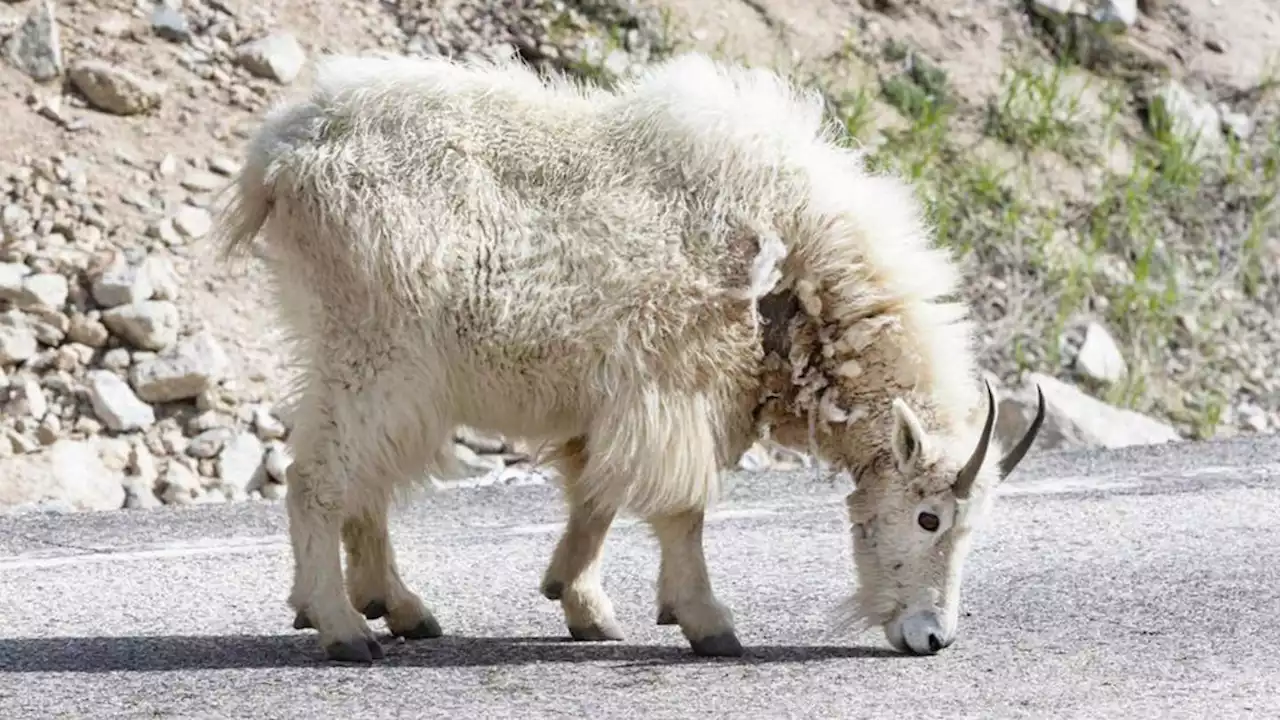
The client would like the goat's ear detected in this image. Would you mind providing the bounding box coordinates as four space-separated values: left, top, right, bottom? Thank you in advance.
890 398 928 473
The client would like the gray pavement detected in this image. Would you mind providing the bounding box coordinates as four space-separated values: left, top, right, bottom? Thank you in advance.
1 435 1279 719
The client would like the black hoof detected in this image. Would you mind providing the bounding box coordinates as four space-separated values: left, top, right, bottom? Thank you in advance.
324 637 385 664
391 615 443 640
689 631 744 658
361 600 388 621
293 611 313 630
656 606 677 626
568 619 625 642
541 580 564 601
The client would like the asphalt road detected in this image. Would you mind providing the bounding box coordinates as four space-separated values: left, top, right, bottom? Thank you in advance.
1 436 1279 719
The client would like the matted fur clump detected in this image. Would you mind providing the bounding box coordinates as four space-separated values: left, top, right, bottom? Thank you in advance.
214 49 1044 664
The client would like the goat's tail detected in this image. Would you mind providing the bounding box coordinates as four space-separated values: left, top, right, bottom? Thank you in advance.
212 139 275 263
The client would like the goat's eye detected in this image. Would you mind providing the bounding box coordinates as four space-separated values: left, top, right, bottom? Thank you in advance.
917 511 940 532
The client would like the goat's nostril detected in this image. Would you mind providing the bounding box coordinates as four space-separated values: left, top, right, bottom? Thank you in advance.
927 633 942 653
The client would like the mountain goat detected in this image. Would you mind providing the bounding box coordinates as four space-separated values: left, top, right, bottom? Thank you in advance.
214 50 1045 664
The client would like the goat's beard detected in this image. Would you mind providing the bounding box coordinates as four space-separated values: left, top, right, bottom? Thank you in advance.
828 534 902 637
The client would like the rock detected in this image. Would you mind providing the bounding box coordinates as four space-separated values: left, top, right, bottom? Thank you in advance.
67 314 110 347
454 426 506 455
129 331 230 403
122 442 161 509
0 311 38 365
4 0 61 82
1029 0 1137 28
150 5 190 43
235 32 307 83
101 300 180 351
7 377 47 420
264 442 292 483
1148 81 1223 160
19 272 68 309
179 169 224 193
0 439 125 511
453 442 506 475
252 405 287 440
737 442 774 471
996 373 1181 453
68 60 164 116
172 205 212 239
217 432 264 492
0 262 29 299
1219 107 1253 141
142 256 181 301
91 254 154 308
159 460 202 505
187 427 233 459
1074 322 1126 383
6 427 38 455
85 369 155 432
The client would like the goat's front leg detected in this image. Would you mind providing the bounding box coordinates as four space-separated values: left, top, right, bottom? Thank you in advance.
648 509 742 657
341 501 442 640
539 439 624 641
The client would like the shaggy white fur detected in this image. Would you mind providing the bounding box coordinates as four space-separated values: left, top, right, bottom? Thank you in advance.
215 49 1044 663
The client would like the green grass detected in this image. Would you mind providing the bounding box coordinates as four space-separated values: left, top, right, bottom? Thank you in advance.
828 42 1280 438
563 13 1280 439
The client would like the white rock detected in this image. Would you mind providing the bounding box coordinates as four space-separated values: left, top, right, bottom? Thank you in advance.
68 60 164 115
172 205 212 239
8 377 48 420
0 311 38 365
217 432 264 492
1149 81 1224 160
1075 322 1127 383
101 300 180 351
0 262 31 300
129 330 230 403
264 442 292 483
187 427 233 458
19 272 68 309
1028 0 1136 28
123 443 161 509
235 32 307 83
180 169 225 192
0 439 126 511
85 369 155 432
996 373 1181 454
91 254 154 308
160 461 203 505
141 255 181 301
252 405 287 440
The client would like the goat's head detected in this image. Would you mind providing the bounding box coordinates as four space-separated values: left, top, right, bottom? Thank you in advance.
837 380 1045 655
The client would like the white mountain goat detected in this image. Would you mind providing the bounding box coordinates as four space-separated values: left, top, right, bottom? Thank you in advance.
213 50 1045 663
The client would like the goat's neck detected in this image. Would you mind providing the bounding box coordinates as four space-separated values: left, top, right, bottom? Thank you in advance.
752 287 923 467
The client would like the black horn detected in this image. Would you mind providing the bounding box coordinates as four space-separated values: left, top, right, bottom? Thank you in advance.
954 379 997 499
997 384 1046 479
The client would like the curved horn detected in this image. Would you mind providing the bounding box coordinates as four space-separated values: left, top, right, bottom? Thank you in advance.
997 384 1046 479
954 379 996 500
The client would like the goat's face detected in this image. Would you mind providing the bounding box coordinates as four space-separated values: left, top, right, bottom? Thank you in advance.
838 381 1044 655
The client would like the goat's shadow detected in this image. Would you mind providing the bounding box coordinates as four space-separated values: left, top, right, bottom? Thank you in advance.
0 632 903 673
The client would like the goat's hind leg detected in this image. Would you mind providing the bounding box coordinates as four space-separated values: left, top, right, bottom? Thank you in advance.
282 412 384 663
